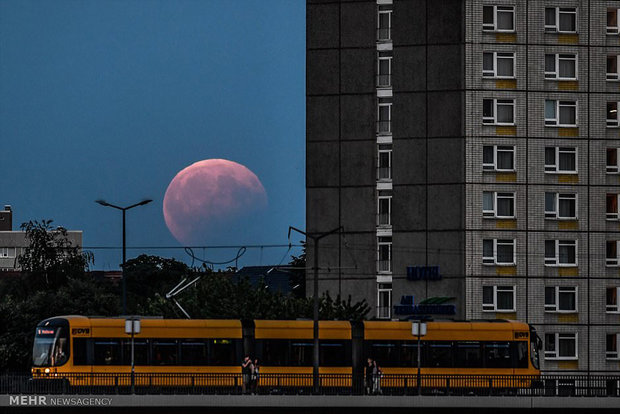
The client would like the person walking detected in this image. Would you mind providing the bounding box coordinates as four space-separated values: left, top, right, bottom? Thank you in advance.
365 358 374 395
241 355 252 394
372 360 382 395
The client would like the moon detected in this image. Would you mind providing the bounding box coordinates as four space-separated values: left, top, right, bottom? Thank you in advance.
163 159 268 245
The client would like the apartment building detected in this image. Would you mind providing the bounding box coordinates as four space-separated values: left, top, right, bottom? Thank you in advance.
307 0 620 373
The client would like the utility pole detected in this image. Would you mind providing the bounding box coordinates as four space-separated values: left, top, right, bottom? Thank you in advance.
288 225 342 394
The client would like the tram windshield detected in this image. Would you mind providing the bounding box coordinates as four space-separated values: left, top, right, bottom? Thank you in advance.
529 326 542 370
33 321 69 367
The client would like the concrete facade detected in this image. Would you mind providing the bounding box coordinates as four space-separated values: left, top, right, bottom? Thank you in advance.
307 0 620 373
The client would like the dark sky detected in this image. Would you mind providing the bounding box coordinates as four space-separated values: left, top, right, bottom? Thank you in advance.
0 0 306 270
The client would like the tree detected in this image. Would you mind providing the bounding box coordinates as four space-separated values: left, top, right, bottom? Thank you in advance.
18 220 93 288
288 241 306 298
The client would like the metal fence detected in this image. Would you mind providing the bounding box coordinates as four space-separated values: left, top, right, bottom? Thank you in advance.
2 373 620 397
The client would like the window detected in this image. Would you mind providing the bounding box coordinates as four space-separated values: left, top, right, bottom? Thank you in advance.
0 247 16 258
608 8 620 35
320 341 350 366
545 333 577 360
153 340 177 366
545 100 577 126
545 240 577 266
482 52 515 78
607 194 620 220
545 193 577 220
608 102 620 127
483 5 515 32
377 283 392 319
93 340 121 365
483 239 515 265
607 334 620 360
122 339 148 365
377 52 392 87
545 147 577 174
607 287 620 313
544 286 577 313
378 194 392 226
377 98 392 134
545 7 577 33
608 241 620 266
378 7 392 41
544 54 577 80
485 342 512 368
608 148 620 174
483 145 515 171
378 236 392 273
482 285 515 312
483 98 515 125
180 340 208 365
607 56 620 81
378 147 392 180
482 191 515 218
290 341 313 366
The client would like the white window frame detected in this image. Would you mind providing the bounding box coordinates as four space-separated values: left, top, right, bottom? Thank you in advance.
0 247 16 258
607 333 620 360
607 241 620 267
377 195 392 226
544 192 577 220
483 98 515 125
483 5 515 33
545 147 577 174
607 287 620 313
377 99 392 134
482 191 515 218
545 239 577 267
608 102 620 128
608 8 620 35
377 236 392 273
607 194 620 220
483 145 515 172
544 7 578 33
544 286 578 313
545 332 578 360
544 54 577 80
377 8 392 41
482 52 515 79
607 55 620 81
377 52 392 87
607 148 620 174
377 283 392 319
544 100 577 127
482 239 516 266
377 147 392 180
482 285 516 312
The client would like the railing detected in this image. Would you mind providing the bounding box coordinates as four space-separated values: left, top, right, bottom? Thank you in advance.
377 28 391 41
377 260 391 273
377 167 391 180
377 120 391 134
3 373 620 396
376 306 391 319
377 74 391 88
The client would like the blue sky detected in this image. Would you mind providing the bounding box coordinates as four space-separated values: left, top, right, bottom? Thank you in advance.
0 0 305 270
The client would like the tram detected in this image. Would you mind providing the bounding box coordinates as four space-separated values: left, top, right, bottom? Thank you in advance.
31 316 541 390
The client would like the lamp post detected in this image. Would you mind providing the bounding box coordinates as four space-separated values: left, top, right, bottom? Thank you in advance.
288 225 342 394
96 199 152 315
412 320 427 395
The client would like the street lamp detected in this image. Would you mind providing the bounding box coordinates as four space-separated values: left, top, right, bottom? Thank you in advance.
288 225 342 394
96 198 152 314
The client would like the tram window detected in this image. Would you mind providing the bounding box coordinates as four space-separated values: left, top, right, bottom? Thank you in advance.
484 341 512 368
291 342 313 366
426 342 453 368
259 340 288 366
368 341 399 367
153 340 177 365
210 339 236 366
180 340 208 365
515 341 528 368
455 342 481 368
94 340 121 365
399 342 420 367
73 338 88 365
320 341 349 366
122 339 148 365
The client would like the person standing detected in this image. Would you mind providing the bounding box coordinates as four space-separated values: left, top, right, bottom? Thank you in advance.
251 359 260 394
241 355 252 394
372 360 382 395
365 358 374 395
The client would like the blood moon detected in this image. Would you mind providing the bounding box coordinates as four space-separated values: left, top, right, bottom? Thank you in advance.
163 159 267 245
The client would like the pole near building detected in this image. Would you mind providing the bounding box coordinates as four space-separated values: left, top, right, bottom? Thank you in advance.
288 225 342 394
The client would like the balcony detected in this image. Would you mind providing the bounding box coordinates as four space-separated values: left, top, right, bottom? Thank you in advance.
377 74 391 88
376 306 391 319
377 260 392 273
377 121 391 134
377 28 391 42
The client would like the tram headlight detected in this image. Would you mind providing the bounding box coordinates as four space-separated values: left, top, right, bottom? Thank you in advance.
44 368 50 374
